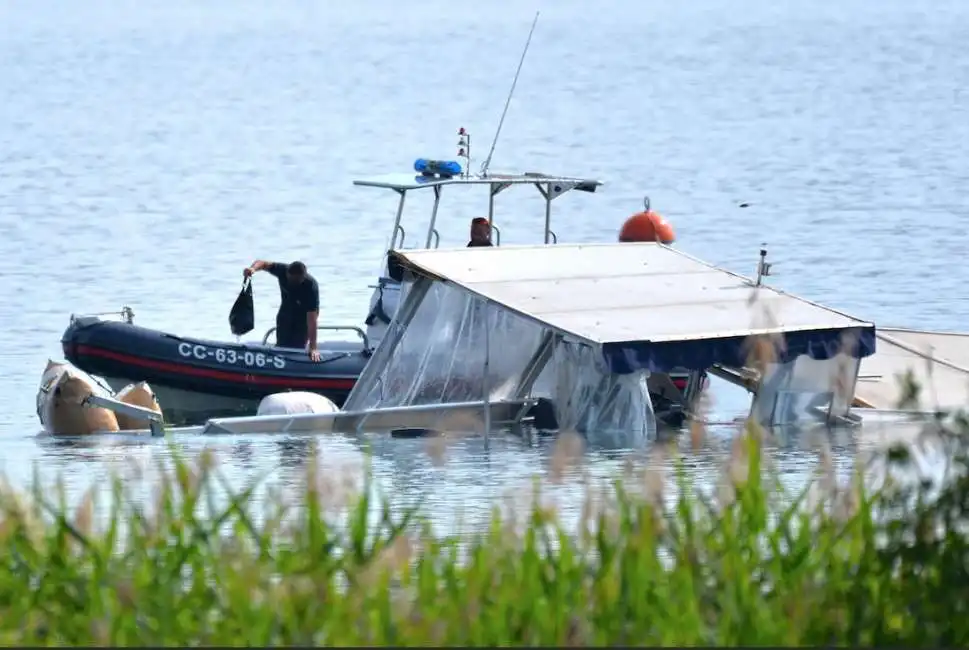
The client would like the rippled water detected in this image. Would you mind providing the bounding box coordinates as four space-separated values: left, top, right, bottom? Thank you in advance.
1 0 966 527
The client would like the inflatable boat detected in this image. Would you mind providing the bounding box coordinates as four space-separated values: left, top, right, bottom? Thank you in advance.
61 313 372 424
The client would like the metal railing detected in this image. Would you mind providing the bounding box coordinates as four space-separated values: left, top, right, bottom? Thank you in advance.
83 394 165 437
261 325 371 350
392 224 406 249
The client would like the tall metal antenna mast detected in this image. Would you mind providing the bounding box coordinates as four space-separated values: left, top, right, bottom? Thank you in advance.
479 11 541 177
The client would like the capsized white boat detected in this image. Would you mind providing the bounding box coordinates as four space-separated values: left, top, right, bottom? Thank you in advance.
58 148 608 425
37 359 120 435
199 242 882 447
37 360 167 435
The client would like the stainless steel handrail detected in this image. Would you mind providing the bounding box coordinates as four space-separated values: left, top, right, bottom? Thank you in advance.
261 325 371 350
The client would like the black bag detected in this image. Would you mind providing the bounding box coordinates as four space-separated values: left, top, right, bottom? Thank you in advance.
229 278 255 336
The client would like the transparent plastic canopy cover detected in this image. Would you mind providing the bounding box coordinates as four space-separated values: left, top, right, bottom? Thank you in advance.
352 278 656 445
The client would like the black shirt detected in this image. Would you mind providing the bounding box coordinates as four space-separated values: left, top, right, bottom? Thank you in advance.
467 240 493 247
268 263 320 348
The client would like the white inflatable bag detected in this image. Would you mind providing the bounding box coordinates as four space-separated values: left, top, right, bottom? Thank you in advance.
257 391 340 416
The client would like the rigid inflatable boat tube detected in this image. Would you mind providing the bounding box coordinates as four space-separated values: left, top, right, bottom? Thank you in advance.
37 359 120 435
62 318 365 402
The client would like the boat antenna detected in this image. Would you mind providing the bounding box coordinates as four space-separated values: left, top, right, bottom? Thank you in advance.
479 11 541 177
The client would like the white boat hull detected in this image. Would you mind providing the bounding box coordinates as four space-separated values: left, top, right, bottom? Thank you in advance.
37 360 120 435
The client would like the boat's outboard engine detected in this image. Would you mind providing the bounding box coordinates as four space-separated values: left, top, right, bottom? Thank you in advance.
363 254 404 348
364 280 400 347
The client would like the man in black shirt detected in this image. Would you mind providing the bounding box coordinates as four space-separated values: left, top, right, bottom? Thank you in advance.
467 217 494 247
243 259 321 361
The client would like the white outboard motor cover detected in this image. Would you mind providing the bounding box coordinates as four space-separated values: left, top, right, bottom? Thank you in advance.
257 391 340 416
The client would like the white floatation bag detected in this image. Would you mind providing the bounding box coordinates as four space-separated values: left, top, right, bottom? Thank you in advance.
37 359 120 435
115 381 163 430
257 391 340 416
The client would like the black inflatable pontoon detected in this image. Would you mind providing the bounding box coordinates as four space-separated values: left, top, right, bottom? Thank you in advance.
61 315 372 423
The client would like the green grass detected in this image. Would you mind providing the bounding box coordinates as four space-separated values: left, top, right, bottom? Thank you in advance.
2 408 969 646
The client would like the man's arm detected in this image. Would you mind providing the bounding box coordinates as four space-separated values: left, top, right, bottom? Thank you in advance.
306 280 320 353
306 310 319 350
244 260 287 279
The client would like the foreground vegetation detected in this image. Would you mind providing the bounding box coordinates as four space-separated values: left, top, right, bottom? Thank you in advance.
5 320 969 645
2 405 968 645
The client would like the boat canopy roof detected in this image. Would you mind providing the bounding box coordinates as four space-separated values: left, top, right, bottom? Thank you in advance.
352 171 603 193
387 242 878 374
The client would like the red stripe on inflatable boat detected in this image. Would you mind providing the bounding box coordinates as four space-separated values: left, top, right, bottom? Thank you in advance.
75 345 357 390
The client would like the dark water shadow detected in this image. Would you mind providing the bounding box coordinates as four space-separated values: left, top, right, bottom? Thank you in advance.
767 421 859 453
275 436 316 468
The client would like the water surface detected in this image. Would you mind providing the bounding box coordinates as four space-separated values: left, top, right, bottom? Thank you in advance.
1 0 966 528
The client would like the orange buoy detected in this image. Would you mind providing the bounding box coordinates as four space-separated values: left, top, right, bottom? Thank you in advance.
619 209 675 244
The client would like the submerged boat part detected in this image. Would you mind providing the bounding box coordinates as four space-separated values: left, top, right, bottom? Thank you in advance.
114 381 162 430
201 242 879 447
854 327 969 412
37 359 120 436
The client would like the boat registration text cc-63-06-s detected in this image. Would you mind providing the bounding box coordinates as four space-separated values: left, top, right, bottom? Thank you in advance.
176 342 287 369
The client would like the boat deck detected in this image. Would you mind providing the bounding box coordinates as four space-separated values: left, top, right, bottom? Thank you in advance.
855 327 969 411
386 241 877 375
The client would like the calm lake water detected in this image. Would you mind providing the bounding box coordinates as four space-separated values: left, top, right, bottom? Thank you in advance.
1 0 966 531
